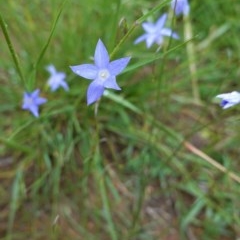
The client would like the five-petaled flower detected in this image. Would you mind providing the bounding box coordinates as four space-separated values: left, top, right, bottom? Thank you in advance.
22 89 47 117
70 39 131 105
134 13 179 48
46 65 69 91
171 0 190 16
216 91 240 109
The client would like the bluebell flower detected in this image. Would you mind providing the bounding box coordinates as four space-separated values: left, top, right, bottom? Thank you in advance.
134 13 179 48
171 0 190 16
216 91 240 109
22 89 47 117
70 39 131 105
46 65 69 91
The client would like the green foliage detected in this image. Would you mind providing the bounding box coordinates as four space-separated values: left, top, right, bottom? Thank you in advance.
1 0 240 239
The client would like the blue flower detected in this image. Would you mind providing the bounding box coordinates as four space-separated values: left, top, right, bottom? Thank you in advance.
171 0 190 16
216 91 240 109
46 65 69 91
70 39 131 105
134 13 179 48
22 89 47 117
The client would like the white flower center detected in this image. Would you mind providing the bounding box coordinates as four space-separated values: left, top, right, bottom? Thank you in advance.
98 69 110 82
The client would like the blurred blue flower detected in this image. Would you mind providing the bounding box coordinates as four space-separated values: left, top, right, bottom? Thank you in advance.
216 91 240 109
134 13 179 48
171 0 190 16
46 65 69 91
70 39 131 105
22 89 47 117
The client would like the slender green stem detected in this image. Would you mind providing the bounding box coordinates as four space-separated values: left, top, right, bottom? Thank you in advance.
35 0 67 68
0 13 26 87
99 171 118 240
29 0 68 89
110 23 137 59
184 13 200 102
110 0 121 50
93 107 118 240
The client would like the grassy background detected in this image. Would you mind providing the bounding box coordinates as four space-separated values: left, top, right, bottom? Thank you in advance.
1 0 240 239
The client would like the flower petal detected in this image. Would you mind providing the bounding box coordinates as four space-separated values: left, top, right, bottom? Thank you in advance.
216 91 240 100
103 76 121 90
70 64 98 79
87 81 105 105
29 105 39 117
60 81 69 91
32 89 40 98
94 39 109 68
134 34 147 44
161 28 179 39
171 0 190 16
146 34 157 48
142 22 155 33
22 101 29 110
46 65 56 75
216 91 240 109
155 35 164 46
108 57 131 75
155 13 167 30
221 101 235 109
35 97 47 105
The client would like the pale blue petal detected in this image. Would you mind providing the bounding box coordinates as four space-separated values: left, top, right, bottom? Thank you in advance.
216 91 240 109
108 57 131 75
134 34 147 44
49 84 58 91
58 72 66 79
146 34 157 48
35 97 47 105
87 81 105 105
171 32 179 39
155 35 164 46
103 76 121 90
22 101 29 110
60 81 69 91
29 105 39 117
48 78 58 91
183 4 190 16
46 65 56 75
161 28 179 39
142 22 155 33
70 64 98 80
155 13 167 30
171 0 190 16
216 91 240 100
32 89 40 98
94 39 109 68
222 102 235 109
23 92 29 99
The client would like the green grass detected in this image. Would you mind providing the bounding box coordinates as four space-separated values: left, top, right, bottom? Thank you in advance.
1 0 240 239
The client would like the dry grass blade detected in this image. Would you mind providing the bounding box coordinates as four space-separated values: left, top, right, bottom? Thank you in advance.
184 141 240 184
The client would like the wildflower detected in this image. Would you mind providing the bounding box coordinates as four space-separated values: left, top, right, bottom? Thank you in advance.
46 65 69 91
134 13 179 48
216 91 240 109
70 39 131 105
171 0 190 16
22 89 47 117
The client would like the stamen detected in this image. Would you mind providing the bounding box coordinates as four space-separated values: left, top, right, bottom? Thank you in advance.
99 69 109 81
